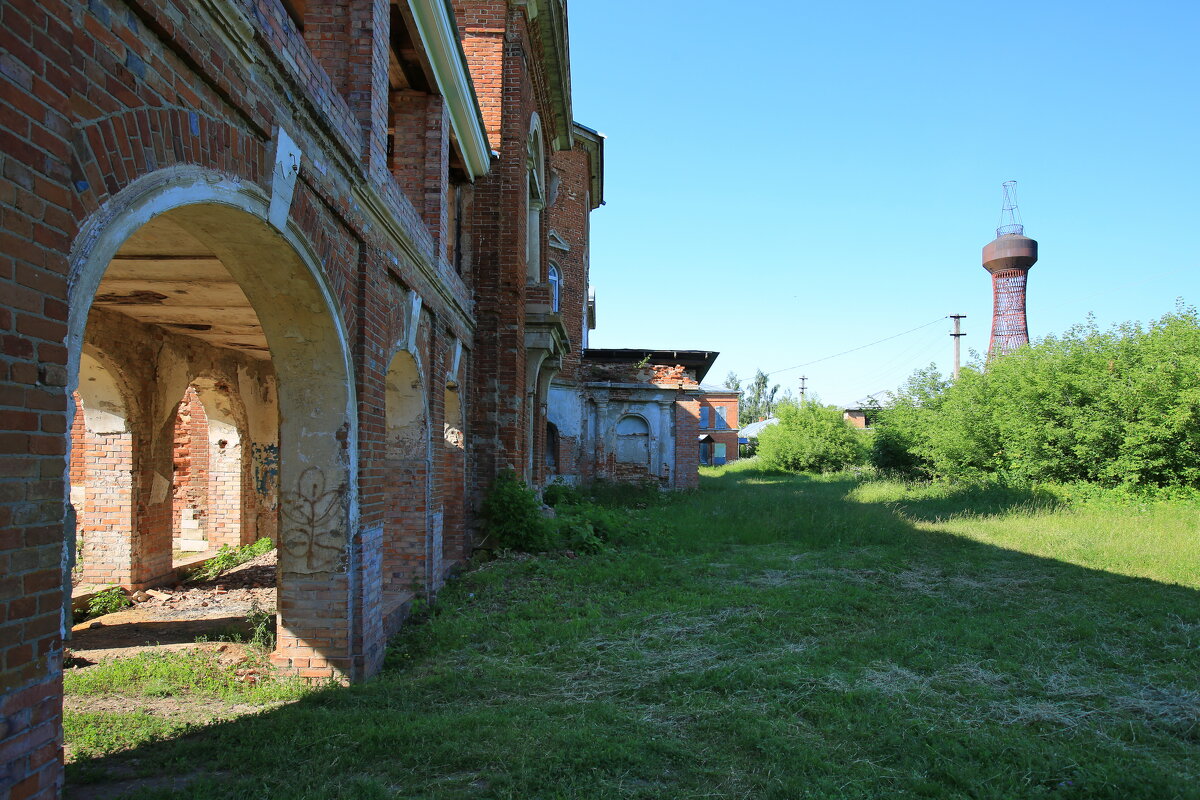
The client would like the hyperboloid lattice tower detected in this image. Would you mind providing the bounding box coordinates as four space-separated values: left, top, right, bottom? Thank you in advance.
982 180 1038 356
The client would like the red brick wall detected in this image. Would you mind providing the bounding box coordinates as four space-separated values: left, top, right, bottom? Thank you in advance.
0 0 578 790
458 1 563 501
674 397 701 490
546 144 592 382
171 387 209 550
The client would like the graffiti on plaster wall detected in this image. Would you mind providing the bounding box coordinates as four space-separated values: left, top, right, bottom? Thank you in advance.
281 466 346 573
251 443 279 500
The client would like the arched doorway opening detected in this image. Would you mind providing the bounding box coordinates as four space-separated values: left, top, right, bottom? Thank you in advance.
169 382 249 569
67 173 366 677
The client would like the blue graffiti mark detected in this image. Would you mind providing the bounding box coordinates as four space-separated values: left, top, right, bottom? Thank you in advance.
252 443 279 498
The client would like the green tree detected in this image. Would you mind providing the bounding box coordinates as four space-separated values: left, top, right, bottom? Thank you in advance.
743 369 780 423
871 303 1200 488
757 400 867 473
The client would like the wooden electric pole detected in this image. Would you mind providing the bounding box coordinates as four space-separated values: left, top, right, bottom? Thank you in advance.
950 315 966 380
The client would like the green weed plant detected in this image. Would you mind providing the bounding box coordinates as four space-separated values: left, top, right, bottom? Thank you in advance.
188 537 274 582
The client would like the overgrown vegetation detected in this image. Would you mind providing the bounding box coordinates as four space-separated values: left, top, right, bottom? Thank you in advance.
77 586 132 622
65 464 1200 798
481 470 661 554
870 303 1200 488
757 399 867 472
188 537 274 582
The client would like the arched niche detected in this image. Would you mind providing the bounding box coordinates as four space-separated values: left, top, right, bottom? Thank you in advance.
382 348 433 603
616 414 651 465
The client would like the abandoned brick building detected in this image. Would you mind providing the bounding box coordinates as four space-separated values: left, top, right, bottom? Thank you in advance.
0 0 723 794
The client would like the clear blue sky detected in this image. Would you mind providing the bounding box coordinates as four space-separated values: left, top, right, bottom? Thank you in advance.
567 1 1199 408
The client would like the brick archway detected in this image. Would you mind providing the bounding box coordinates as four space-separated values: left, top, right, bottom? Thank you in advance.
67 170 374 680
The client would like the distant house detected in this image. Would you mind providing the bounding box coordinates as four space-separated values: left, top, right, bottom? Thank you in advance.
842 408 877 429
697 385 740 466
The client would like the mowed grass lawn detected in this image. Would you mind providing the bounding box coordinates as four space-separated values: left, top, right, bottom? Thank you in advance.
67 462 1200 799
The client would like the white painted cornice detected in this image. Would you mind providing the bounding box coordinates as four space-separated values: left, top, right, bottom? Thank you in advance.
572 122 604 209
408 0 492 180
513 0 573 150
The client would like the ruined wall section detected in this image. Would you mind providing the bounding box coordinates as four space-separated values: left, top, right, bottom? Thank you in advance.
78 308 278 588
2 0 486 789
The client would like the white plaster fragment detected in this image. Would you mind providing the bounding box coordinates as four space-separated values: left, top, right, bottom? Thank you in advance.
268 127 303 230
151 472 170 504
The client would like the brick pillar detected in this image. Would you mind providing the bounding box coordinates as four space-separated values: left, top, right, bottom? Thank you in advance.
304 0 391 176
390 92 450 252
0 1 75 794
674 396 701 490
172 388 209 553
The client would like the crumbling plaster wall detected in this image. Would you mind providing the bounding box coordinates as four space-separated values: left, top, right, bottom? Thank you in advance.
78 307 278 586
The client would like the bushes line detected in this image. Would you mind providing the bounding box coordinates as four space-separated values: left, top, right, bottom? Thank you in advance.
871 303 1200 488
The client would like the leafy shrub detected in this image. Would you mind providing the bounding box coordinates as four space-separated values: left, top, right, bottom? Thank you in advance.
481 469 556 551
542 481 582 508
581 479 665 509
189 537 274 582
871 303 1200 488
82 586 131 621
757 400 868 473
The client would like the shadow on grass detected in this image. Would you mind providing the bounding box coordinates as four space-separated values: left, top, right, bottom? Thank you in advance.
864 481 1063 523
64 467 1200 800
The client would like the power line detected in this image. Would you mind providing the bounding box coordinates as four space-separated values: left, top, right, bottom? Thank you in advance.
767 316 948 377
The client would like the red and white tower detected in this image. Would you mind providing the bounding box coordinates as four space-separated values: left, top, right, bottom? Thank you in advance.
982 180 1038 356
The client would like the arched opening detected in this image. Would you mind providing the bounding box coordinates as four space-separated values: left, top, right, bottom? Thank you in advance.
526 116 546 283
383 349 431 626
68 175 364 678
545 421 560 474
548 262 561 312
170 382 248 569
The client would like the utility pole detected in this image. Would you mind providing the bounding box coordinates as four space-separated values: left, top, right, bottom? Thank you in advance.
950 314 966 380
799 376 807 402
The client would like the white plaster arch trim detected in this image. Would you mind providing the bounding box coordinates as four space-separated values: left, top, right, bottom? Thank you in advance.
615 412 652 435
67 166 354 395
527 112 546 188
66 165 360 576
76 348 135 435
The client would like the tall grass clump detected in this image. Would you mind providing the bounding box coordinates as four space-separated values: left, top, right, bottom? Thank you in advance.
870 302 1200 489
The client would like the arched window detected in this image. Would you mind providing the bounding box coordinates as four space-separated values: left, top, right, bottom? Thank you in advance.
548 263 561 312
526 116 546 283
615 414 650 465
